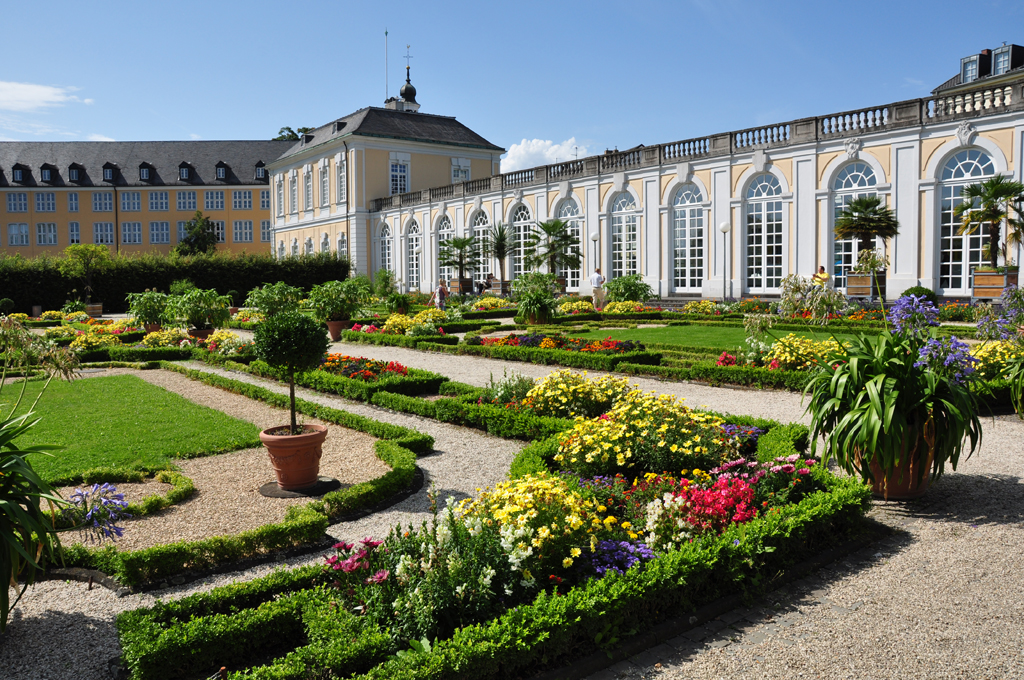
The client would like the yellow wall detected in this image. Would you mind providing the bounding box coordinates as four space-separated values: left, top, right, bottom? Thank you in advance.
363 149 389 205
981 128 1014 164
731 164 752 194
817 152 840 185
471 159 491 182
772 159 793 189
921 136 951 178
864 144 891 179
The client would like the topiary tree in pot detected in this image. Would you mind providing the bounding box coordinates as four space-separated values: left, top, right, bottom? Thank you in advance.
253 312 332 490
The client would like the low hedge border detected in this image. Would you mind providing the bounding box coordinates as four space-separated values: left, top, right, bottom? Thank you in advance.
118 471 870 680
455 344 662 371
460 308 519 320
24 319 62 328
108 346 194 362
618 361 813 391
414 341 459 354
225 320 261 330
339 330 461 349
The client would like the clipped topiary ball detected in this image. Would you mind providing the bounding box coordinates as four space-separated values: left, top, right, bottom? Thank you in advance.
0 298 13 313
899 285 938 306
253 311 329 374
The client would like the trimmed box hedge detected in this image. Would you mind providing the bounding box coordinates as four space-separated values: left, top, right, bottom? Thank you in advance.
618 360 814 391
455 343 662 371
108 346 194 362
231 359 449 402
339 330 460 349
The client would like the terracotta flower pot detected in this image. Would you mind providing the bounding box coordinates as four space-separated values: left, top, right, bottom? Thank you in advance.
860 446 935 500
188 328 214 340
259 424 328 490
326 320 346 341
228 306 239 316
143 323 162 334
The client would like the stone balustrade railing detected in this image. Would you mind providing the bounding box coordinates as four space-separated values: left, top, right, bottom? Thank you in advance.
369 77 1024 213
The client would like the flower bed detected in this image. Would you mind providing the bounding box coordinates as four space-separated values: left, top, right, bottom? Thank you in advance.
321 354 409 381
477 332 644 354
457 342 662 371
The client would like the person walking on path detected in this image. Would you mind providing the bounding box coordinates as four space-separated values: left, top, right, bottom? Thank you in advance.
428 280 448 311
590 268 606 311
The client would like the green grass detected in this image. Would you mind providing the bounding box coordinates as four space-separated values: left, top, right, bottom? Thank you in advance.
568 325 859 349
3 375 261 485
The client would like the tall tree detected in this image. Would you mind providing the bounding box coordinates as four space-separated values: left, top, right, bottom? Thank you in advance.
523 219 583 275
487 221 513 283
272 127 314 141
834 196 900 260
173 211 219 256
954 175 1024 269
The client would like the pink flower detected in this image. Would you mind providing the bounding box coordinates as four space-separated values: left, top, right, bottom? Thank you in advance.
351 324 362 332
333 541 354 551
365 569 390 585
767 359 780 370
780 464 796 474
360 537 383 549
796 468 811 476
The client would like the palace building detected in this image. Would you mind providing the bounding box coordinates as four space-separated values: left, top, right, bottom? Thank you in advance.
5 46 1024 300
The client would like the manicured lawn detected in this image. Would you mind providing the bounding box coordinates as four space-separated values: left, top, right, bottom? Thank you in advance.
6 374 261 484
569 325 858 349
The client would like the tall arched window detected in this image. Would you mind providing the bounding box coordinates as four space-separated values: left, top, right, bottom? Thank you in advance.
379 224 393 273
672 184 704 290
558 199 582 289
291 238 299 257
611 192 638 279
278 240 285 259
407 221 421 289
304 237 314 255
471 211 490 282
512 205 533 280
321 232 330 253
831 163 877 288
437 215 454 282
337 233 348 259
940 149 996 293
745 174 783 292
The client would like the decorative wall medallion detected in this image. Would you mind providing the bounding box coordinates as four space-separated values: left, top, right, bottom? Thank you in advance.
956 121 977 147
471 196 482 213
513 189 523 203
844 137 862 159
752 149 768 172
675 161 692 182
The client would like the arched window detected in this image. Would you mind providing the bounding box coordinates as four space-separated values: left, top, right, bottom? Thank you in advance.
291 238 299 257
379 224 393 273
832 162 877 288
407 221 421 289
304 237 314 255
470 211 490 282
611 192 638 279
321 232 330 253
745 174 783 292
940 149 996 293
278 240 285 259
437 214 454 282
671 184 704 290
558 199 582 289
512 205 533 280
337 233 348 259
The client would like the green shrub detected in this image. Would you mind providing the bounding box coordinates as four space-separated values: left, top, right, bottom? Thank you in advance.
245 281 305 318
455 343 661 371
899 285 938 305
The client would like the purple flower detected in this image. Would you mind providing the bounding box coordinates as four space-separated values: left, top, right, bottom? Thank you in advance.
914 336 979 385
66 482 130 543
888 295 939 335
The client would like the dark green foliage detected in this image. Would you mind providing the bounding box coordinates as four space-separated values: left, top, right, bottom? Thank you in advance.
618 361 815 391
340 330 460 348
107 346 193 362
0 251 347 314
254 312 329 374
755 424 810 462
899 286 939 305
0 298 13 313
455 343 662 371
173 211 219 256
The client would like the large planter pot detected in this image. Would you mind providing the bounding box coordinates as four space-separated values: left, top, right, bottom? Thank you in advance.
556 276 568 295
858 443 935 500
143 323 162 334
449 278 475 295
228 306 239 316
972 270 1018 302
85 303 103 318
259 424 328 490
846 272 885 301
326 320 347 341
526 313 551 325
489 281 511 296
188 328 214 340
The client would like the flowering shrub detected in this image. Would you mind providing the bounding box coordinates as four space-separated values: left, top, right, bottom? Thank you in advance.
382 313 415 335
6 313 28 322
64 311 90 323
232 308 265 323
69 332 121 351
971 340 1024 379
603 301 654 314
577 539 655 577
680 299 723 315
39 310 64 321
767 334 847 370
457 472 615 583
90 319 144 335
412 308 449 326
729 297 774 314
64 483 131 542
351 323 381 334
846 308 885 321
558 299 596 315
716 351 737 366
938 301 975 322
556 390 735 476
713 455 824 509
43 325 77 340
644 477 757 552
479 332 644 354
406 322 440 337
523 370 636 418
888 295 939 335
142 328 190 347
472 297 517 311
320 353 408 380
915 336 979 385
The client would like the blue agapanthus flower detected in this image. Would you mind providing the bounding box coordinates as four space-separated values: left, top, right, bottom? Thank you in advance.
914 336 979 385
888 295 939 335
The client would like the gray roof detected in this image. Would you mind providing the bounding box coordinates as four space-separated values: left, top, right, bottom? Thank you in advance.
277 107 504 160
932 64 1024 94
0 140 292 188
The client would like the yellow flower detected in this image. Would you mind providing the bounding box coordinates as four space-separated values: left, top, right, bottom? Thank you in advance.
563 557 574 568
570 547 582 558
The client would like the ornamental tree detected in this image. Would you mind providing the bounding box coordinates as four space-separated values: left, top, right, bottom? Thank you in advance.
253 312 330 434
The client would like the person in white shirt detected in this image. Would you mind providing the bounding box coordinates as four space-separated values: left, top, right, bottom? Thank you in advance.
590 268 606 311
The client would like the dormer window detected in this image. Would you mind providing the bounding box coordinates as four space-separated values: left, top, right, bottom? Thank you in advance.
41 168 51 182
140 165 151 181
962 56 979 83
215 161 229 180
12 168 23 182
179 163 192 181
69 168 79 181
102 163 118 183
994 46 1012 75
255 162 266 180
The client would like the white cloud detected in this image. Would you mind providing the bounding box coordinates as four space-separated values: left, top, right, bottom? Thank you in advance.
189 133 202 140
502 137 588 172
83 98 95 105
87 133 115 142
0 81 84 112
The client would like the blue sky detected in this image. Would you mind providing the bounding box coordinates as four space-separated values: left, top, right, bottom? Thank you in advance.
2 0 1022 170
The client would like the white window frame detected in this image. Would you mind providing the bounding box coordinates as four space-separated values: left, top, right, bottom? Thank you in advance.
994 48 1011 75
7 193 28 213
289 174 298 214
150 221 170 244
962 57 979 83
179 167 190 180
12 169 23 182
389 152 411 196
831 163 878 289
610 193 638 280
103 168 114 181
437 215 454 281
304 170 313 211
177 191 197 212
471 211 491 282
93 192 114 212
36 223 58 246
40 168 51 182
177 221 188 243
121 191 142 212
140 167 150 181
320 164 330 207
512 205 534 280
35 192 56 212
338 232 348 258
205 190 225 211
149 191 169 211
451 157 471 184
93 222 114 245
69 222 80 244
557 199 583 290
671 186 705 292
233 220 253 243
69 168 80 182
276 179 285 216
744 174 784 293
68 192 79 212
256 166 266 180
407 221 421 289
379 224 393 272
7 223 29 246
336 155 347 203
260 220 272 243
260 190 270 210
232 190 252 210
212 220 225 243
939 149 996 294
321 232 330 253
216 166 226 180
121 222 142 244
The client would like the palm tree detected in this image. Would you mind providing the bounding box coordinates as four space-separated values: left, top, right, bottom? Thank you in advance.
438 236 481 292
522 219 583 275
487 222 513 285
834 196 901 266
954 175 1024 270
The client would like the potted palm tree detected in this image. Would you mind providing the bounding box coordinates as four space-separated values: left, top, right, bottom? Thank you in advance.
254 312 331 490
835 196 900 301
487 222 513 296
439 236 481 295
168 288 231 338
125 290 170 333
523 219 583 293
308 278 368 341
955 175 1024 300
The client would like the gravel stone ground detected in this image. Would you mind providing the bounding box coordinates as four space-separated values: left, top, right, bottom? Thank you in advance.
4 346 1023 680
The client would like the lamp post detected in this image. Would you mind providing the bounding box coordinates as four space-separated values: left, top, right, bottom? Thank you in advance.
589 232 599 271
718 221 731 302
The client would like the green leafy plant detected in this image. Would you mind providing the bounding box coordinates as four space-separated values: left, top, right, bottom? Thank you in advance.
168 288 231 330
307 279 367 323
834 195 901 262
172 211 219 256
56 245 112 304
900 285 939 306
604 274 655 303
125 290 170 326
517 290 557 324
487 222 513 284
168 279 196 296
438 236 482 285
244 281 304 318
522 219 582 276
385 292 413 314
372 268 399 298
253 312 330 434
0 299 13 314
956 175 1024 270
805 330 983 493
